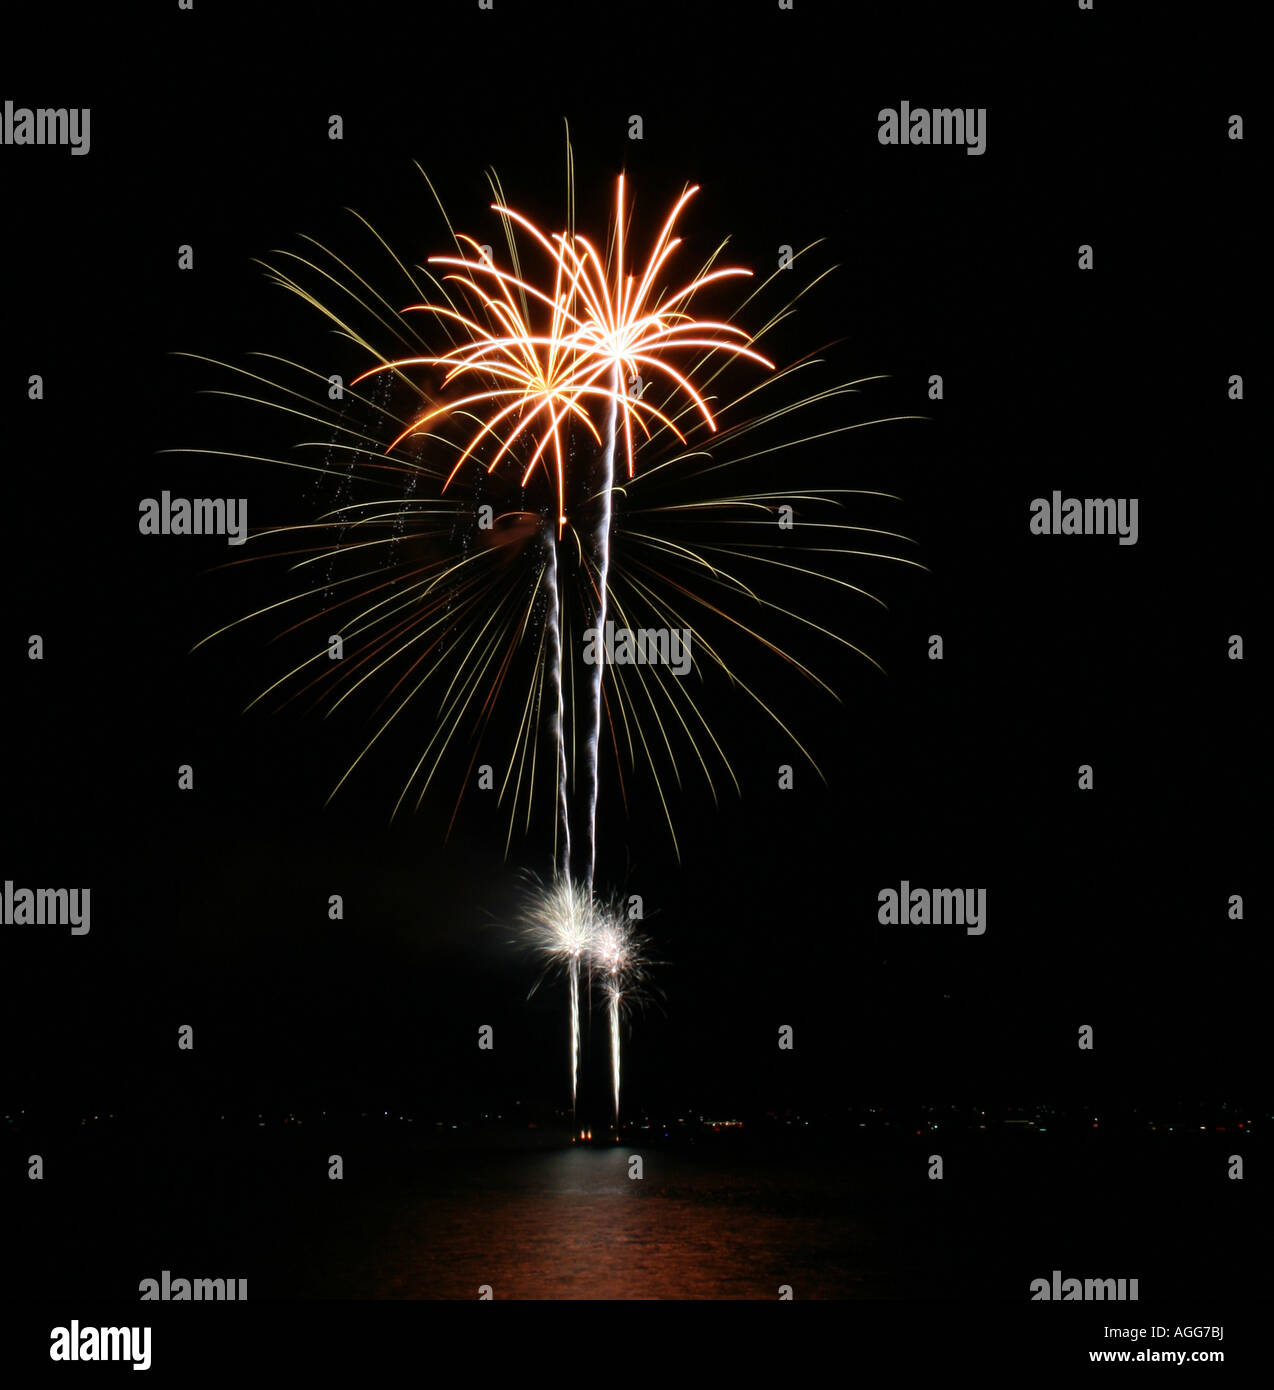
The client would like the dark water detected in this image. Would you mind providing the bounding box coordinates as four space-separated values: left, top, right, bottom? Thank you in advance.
6 1132 1262 1301
291 1147 893 1299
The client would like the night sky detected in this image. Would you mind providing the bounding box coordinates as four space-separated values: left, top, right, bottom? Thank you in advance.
1 0 1263 1338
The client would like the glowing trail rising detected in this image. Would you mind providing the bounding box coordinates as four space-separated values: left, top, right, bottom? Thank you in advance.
182 161 923 869
585 366 619 897
607 979 621 1123
569 952 582 1112
332 171 783 864
545 536 571 878
518 876 596 1109
590 906 647 1125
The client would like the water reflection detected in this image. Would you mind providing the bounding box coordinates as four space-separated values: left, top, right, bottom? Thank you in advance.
314 1147 885 1299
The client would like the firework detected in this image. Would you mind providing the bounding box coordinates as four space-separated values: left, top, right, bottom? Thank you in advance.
555 174 777 896
348 177 768 530
517 874 596 1109
349 173 776 893
172 148 923 1117
173 152 925 864
544 536 571 874
588 902 649 1124
517 875 651 1119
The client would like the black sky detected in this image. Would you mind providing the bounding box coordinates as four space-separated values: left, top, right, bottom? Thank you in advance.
1 2 1261 1126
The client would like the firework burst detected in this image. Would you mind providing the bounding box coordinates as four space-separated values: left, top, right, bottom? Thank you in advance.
171 147 925 868
588 899 650 1125
346 172 777 890
517 873 597 1109
171 141 924 1117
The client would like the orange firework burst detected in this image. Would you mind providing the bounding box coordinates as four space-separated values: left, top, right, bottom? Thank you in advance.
171 150 925 860
351 175 774 536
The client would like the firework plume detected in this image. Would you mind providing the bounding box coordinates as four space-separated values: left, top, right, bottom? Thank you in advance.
173 154 923 866
517 874 597 1109
589 901 650 1124
173 146 923 1108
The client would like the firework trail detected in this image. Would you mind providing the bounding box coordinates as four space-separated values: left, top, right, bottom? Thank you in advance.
176 154 925 864
584 366 619 896
341 170 777 892
606 979 621 1123
171 152 928 1120
518 875 598 1108
589 904 648 1124
336 176 664 880
569 948 582 1112
544 537 571 878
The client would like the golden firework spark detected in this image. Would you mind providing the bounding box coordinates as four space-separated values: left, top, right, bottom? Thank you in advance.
168 149 926 860
349 174 773 542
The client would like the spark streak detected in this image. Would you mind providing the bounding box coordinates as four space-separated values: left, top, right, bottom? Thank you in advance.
585 366 619 896
589 905 648 1125
545 536 571 877
518 875 596 1109
176 154 924 869
173 149 925 1123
